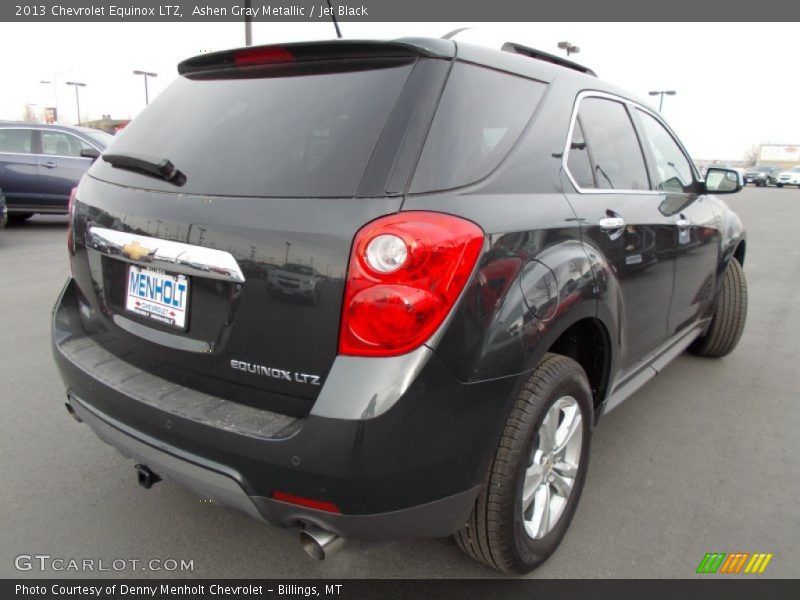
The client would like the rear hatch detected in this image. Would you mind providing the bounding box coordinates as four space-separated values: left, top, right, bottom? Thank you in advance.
69 41 453 416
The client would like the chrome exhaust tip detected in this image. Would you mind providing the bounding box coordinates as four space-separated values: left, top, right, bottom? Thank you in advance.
65 401 82 423
298 524 345 560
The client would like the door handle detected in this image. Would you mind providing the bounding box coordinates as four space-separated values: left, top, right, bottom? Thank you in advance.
41 161 57 169
599 216 626 230
599 216 626 241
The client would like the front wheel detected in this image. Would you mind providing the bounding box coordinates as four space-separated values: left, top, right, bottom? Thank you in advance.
690 259 747 358
455 353 592 574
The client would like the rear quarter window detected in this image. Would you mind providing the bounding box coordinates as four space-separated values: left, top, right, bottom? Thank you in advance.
409 62 546 193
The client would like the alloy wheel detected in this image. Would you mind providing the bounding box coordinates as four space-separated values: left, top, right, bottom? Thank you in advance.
521 395 583 539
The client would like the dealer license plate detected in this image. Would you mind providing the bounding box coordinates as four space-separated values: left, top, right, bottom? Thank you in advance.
125 265 190 330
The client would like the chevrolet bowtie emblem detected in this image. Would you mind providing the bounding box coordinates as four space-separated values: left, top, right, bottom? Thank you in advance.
121 240 154 261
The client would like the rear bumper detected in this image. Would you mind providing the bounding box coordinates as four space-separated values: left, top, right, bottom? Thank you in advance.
67 393 479 541
52 278 516 541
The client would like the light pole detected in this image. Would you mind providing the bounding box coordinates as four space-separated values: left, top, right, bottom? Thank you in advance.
65 81 86 125
40 80 58 121
244 0 252 45
284 241 291 264
133 70 158 105
648 90 676 112
557 41 580 57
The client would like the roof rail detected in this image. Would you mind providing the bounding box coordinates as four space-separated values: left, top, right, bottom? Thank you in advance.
501 42 596 77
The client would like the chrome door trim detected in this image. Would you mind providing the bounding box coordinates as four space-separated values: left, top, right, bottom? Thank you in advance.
86 226 246 283
561 90 702 195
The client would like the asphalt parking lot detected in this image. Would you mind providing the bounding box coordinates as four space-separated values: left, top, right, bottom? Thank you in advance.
1 185 798 579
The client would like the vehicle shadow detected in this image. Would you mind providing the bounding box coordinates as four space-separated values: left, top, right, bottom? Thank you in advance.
7 216 68 229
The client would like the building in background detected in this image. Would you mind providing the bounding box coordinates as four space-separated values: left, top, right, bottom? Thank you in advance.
757 144 800 169
82 114 130 133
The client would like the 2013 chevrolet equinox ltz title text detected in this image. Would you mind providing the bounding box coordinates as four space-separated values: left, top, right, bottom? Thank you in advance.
51 38 748 574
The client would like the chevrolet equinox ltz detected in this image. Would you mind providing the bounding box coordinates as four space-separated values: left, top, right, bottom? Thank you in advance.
52 39 747 574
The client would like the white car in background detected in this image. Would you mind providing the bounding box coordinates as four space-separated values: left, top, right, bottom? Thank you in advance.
775 167 800 188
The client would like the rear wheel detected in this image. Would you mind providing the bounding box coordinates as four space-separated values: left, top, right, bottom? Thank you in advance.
690 259 747 358
455 353 592 574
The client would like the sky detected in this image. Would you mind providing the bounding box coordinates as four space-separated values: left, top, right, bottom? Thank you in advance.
0 21 797 161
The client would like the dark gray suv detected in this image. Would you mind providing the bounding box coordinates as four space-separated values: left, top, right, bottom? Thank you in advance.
52 38 747 574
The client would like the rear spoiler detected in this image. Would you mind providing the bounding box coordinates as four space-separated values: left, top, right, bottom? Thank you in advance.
502 42 597 77
178 39 456 75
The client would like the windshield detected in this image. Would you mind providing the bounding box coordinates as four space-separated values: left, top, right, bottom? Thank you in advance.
282 264 314 275
96 60 414 197
82 129 115 149
752 166 773 172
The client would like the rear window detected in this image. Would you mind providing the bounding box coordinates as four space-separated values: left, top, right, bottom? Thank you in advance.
98 61 414 197
409 62 546 193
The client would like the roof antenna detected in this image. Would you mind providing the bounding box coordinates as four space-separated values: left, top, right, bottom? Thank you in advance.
441 27 471 40
325 0 343 39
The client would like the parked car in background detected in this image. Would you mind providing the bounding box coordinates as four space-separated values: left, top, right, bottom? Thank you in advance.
775 166 800 187
0 122 113 223
267 263 323 304
0 187 7 229
744 164 781 187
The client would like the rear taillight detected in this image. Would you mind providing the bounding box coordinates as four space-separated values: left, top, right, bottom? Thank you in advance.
339 212 485 357
67 186 77 253
233 46 295 67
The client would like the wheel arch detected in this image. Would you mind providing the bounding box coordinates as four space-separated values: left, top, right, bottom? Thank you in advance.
546 316 612 413
733 238 746 266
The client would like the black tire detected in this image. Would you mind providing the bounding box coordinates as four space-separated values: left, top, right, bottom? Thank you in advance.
776 183 784 188
455 353 593 574
690 259 747 358
7 213 33 224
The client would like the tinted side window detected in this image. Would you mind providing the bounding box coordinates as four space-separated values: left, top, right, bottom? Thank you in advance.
41 131 91 157
410 63 546 193
566 118 596 188
636 110 696 193
0 129 33 154
575 98 649 191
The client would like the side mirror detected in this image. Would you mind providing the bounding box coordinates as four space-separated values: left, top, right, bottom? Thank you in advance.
80 147 101 161
705 167 741 194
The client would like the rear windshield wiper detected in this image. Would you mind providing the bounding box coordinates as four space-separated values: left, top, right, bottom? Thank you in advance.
102 152 186 186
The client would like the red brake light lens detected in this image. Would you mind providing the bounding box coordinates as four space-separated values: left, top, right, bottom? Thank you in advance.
339 212 485 357
233 46 295 67
272 491 341 514
67 186 78 253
